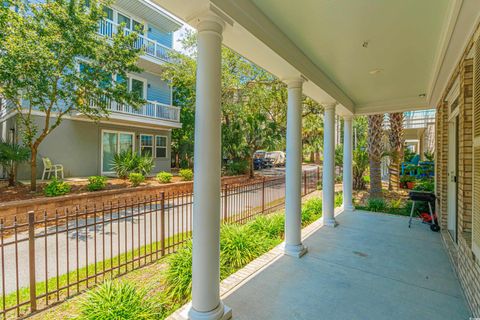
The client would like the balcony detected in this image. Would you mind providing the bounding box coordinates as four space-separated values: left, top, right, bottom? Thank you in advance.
104 99 180 124
98 19 173 63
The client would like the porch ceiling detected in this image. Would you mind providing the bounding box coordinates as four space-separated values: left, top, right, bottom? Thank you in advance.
249 0 449 112
153 0 480 115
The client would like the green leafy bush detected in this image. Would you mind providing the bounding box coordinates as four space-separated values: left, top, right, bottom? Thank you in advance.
365 198 388 212
413 179 434 192
301 198 322 225
220 224 274 272
389 199 403 210
225 160 249 176
87 176 107 191
163 243 193 306
77 280 161 320
179 169 193 181
129 173 145 187
247 214 285 239
44 178 71 197
334 192 343 208
156 171 173 183
112 150 155 179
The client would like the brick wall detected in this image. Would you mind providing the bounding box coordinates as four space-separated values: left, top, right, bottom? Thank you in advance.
436 24 480 316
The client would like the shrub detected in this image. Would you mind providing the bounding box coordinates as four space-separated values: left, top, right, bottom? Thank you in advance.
163 243 193 306
389 199 403 210
156 171 173 183
129 173 145 187
247 214 285 239
220 224 274 272
365 198 388 212
413 179 434 192
179 169 193 181
334 192 343 208
87 176 107 191
225 160 249 175
112 150 155 179
44 178 71 197
301 198 322 225
77 280 161 320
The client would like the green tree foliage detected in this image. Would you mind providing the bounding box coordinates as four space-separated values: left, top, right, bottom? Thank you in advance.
163 31 323 175
0 0 145 190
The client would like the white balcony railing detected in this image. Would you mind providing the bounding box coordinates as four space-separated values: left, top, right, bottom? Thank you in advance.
100 99 180 123
0 97 14 118
98 19 173 63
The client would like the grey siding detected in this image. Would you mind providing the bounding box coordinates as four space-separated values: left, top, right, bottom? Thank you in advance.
13 115 171 180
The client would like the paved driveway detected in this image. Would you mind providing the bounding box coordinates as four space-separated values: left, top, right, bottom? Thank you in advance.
223 210 471 320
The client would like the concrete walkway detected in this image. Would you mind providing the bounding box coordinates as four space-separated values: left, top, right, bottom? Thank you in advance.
222 210 471 320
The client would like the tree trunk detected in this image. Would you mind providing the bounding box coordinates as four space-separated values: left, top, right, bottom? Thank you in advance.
309 151 315 163
367 114 384 199
7 164 15 187
388 113 404 191
30 147 37 192
249 155 254 179
175 152 179 169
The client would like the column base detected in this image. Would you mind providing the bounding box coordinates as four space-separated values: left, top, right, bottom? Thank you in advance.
181 301 232 320
284 243 308 258
343 205 355 212
322 217 338 227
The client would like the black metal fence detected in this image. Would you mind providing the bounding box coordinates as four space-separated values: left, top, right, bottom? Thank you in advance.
0 168 320 319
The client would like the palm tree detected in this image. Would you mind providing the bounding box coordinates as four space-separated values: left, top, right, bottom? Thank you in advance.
367 114 384 198
0 140 30 187
388 113 404 191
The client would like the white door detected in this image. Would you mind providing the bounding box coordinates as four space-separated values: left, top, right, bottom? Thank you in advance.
447 116 458 241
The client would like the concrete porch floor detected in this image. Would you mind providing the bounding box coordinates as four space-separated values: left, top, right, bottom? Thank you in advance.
223 210 471 320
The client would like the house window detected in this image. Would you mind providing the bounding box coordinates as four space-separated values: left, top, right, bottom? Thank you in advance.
102 130 134 173
140 134 153 157
131 78 145 99
103 6 113 21
156 135 167 158
117 13 131 29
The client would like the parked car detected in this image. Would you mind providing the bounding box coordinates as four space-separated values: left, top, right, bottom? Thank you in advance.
266 151 286 167
253 150 274 170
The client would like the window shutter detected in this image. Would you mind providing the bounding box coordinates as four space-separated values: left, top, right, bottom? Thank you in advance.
473 36 480 253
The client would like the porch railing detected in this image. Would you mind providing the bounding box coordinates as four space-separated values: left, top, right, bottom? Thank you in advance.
98 20 173 63
107 100 180 123
0 169 320 319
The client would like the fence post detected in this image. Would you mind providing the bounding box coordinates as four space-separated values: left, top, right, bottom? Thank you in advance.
160 192 165 256
262 177 266 213
28 211 37 312
223 185 228 222
304 171 307 195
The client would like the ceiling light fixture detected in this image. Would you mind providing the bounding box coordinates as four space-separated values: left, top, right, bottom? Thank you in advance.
419 93 426 97
362 41 369 48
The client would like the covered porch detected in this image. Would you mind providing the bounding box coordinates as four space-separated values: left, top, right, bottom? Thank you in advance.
154 0 480 319
221 210 470 320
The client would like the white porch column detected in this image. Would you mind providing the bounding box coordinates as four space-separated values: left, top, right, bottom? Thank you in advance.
284 78 307 258
322 104 337 227
343 115 355 211
187 14 231 320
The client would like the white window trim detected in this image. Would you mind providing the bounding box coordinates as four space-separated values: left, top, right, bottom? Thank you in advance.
139 134 154 157
155 135 168 159
101 129 135 175
109 5 146 33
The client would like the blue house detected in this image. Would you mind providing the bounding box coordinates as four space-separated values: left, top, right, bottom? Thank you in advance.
0 0 183 178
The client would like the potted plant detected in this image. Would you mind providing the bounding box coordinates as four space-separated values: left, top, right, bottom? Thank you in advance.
400 175 416 189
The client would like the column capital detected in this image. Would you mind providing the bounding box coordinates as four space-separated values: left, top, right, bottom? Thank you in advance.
187 6 232 35
283 76 307 89
343 114 354 121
